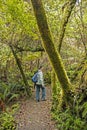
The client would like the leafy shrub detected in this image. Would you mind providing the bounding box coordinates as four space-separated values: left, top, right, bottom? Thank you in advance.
0 112 16 130
52 85 87 130
0 81 20 104
0 104 19 130
52 109 87 130
44 72 51 84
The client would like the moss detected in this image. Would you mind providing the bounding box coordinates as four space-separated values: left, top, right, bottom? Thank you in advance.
9 45 31 97
51 71 56 95
31 0 74 104
58 0 76 52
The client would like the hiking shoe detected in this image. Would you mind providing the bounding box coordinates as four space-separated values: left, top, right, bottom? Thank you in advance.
42 99 46 101
36 99 40 102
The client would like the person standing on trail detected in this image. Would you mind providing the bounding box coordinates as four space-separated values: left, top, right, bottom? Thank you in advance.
35 65 46 102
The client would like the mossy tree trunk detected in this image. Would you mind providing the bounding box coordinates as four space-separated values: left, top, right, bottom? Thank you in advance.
51 71 59 110
57 0 76 108
51 71 57 96
50 0 76 109
30 0 75 105
58 0 76 52
9 44 31 96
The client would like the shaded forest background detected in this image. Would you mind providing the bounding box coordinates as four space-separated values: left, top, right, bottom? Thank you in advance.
0 0 87 130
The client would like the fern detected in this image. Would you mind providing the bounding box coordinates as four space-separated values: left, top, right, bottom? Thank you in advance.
0 104 19 130
82 102 87 119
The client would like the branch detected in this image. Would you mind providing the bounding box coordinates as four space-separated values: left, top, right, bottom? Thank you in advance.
13 45 45 53
58 0 76 52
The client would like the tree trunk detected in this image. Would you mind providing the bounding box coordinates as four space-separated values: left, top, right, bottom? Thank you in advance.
58 0 76 52
9 44 31 96
51 71 57 96
52 0 75 107
30 0 73 104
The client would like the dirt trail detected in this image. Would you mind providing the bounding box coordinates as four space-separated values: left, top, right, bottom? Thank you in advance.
15 86 57 130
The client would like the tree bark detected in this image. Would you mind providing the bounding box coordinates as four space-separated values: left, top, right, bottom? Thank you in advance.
57 0 76 108
59 0 76 52
51 0 76 108
51 71 59 110
9 44 31 96
30 0 73 103
51 71 57 95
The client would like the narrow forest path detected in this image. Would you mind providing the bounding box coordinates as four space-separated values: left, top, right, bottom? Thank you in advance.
15 86 57 130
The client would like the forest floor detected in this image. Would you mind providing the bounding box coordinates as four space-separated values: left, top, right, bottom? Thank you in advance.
15 86 57 130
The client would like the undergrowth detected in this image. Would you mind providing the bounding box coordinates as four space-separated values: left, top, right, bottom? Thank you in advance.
52 82 87 130
0 104 19 130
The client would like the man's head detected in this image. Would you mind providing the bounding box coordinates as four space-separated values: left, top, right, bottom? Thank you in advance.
38 65 43 70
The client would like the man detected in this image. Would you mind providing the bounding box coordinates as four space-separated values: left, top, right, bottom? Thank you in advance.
36 66 46 102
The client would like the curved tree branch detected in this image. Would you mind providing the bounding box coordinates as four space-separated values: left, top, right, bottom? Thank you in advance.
58 0 76 52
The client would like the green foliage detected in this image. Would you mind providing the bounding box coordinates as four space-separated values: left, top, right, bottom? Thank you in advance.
22 52 41 61
51 81 61 111
0 0 40 98
82 102 87 119
52 109 87 130
0 81 19 103
0 43 11 67
0 0 37 38
0 104 19 130
52 83 87 130
0 113 16 130
44 72 51 84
